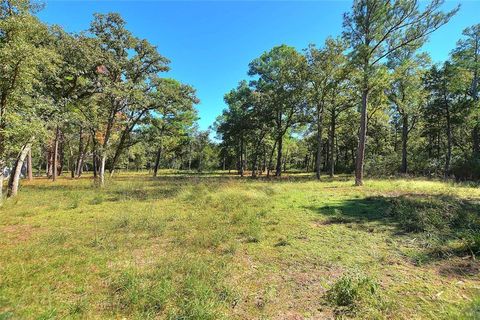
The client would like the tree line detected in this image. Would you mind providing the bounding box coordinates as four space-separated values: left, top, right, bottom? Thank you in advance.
0 0 215 200
1 0 480 202
215 0 480 184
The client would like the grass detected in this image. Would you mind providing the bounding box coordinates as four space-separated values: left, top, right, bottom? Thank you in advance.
0 171 479 319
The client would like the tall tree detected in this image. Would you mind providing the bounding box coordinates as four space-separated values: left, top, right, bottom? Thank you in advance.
248 45 308 177
387 51 429 174
145 78 198 177
424 62 467 178
451 24 480 159
306 38 349 179
89 13 169 185
0 0 55 199
343 0 457 185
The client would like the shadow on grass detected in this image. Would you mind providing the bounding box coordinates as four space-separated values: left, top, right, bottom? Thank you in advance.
307 195 480 273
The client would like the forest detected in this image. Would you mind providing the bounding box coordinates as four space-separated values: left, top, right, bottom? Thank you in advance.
1 0 480 319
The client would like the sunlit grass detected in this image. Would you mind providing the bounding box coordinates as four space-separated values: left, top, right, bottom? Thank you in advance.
0 171 479 319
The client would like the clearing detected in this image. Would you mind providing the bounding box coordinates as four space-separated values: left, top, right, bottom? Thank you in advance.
0 173 479 319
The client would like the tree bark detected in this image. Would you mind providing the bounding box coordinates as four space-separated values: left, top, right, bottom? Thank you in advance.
27 149 33 181
99 154 106 186
7 142 32 197
0 160 5 203
90 133 96 178
445 105 452 178
52 126 59 182
329 110 336 178
355 88 368 186
76 139 89 178
267 140 277 178
275 133 283 177
58 131 64 176
252 152 258 178
153 144 163 177
239 137 244 177
75 126 84 177
401 115 408 174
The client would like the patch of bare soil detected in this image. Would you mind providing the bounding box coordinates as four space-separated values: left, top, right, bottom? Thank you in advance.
0 224 40 244
436 257 480 278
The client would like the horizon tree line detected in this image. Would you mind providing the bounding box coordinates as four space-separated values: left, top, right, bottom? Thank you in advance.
216 0 480 184
1 0 480 203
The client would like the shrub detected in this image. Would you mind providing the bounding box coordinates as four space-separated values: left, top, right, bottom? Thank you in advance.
460 230 480 258
326 272 379 313
451 156 480 181
388 196 460 233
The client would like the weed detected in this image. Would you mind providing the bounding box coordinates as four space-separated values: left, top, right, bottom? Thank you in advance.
326 271 379 314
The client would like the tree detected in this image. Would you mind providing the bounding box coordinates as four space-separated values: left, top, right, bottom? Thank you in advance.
0 0 55 199
451 24 480 159
306 38 349 179
387 51 429 174
343 0 457 185
89 13 169 185
145 78 198 177
248 45 308 177
424 62 468 178
218 81 254 177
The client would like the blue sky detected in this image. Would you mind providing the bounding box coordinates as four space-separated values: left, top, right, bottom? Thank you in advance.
38 1 479 131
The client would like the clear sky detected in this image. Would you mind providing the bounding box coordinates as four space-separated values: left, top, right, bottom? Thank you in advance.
38 0 480 131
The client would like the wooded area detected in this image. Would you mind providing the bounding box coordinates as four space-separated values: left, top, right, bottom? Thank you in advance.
1 0 479 202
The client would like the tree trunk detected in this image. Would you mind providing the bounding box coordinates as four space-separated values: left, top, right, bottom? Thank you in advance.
239 137 244 177
445 106 452 178
188 143 192 171
75 126 84 177
47 147 53 178
252 152 258 178
99 154 106 186
267 140 277 178
355 88 368 186
262 147 267 173
401 115 408 174
329 110 336 178
315 105 323 180
153 144 163 177
275 133 283 177
58 131 64 176
76 139 89 178
0 160 5 203
27 149 33 181
52 126 59 182
7 142 32 197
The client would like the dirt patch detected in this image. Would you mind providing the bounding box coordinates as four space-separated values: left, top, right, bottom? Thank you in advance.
436 258 480 278
0 224 40 244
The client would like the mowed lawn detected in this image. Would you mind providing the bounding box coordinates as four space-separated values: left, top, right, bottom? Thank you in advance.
0 172 479 319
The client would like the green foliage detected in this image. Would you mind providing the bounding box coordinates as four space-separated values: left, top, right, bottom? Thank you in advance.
326 272 379 312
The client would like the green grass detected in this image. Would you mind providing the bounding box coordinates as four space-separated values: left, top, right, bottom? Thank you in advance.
0 172 479 319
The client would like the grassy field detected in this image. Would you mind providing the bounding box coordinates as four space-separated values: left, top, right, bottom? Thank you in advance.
0 172 479 319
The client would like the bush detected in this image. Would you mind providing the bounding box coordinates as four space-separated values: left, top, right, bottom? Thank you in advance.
451 156 480 181
460 230 480 258
364 154 400 177
388 196 458 233
388 195 480 257
326 272 378 313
